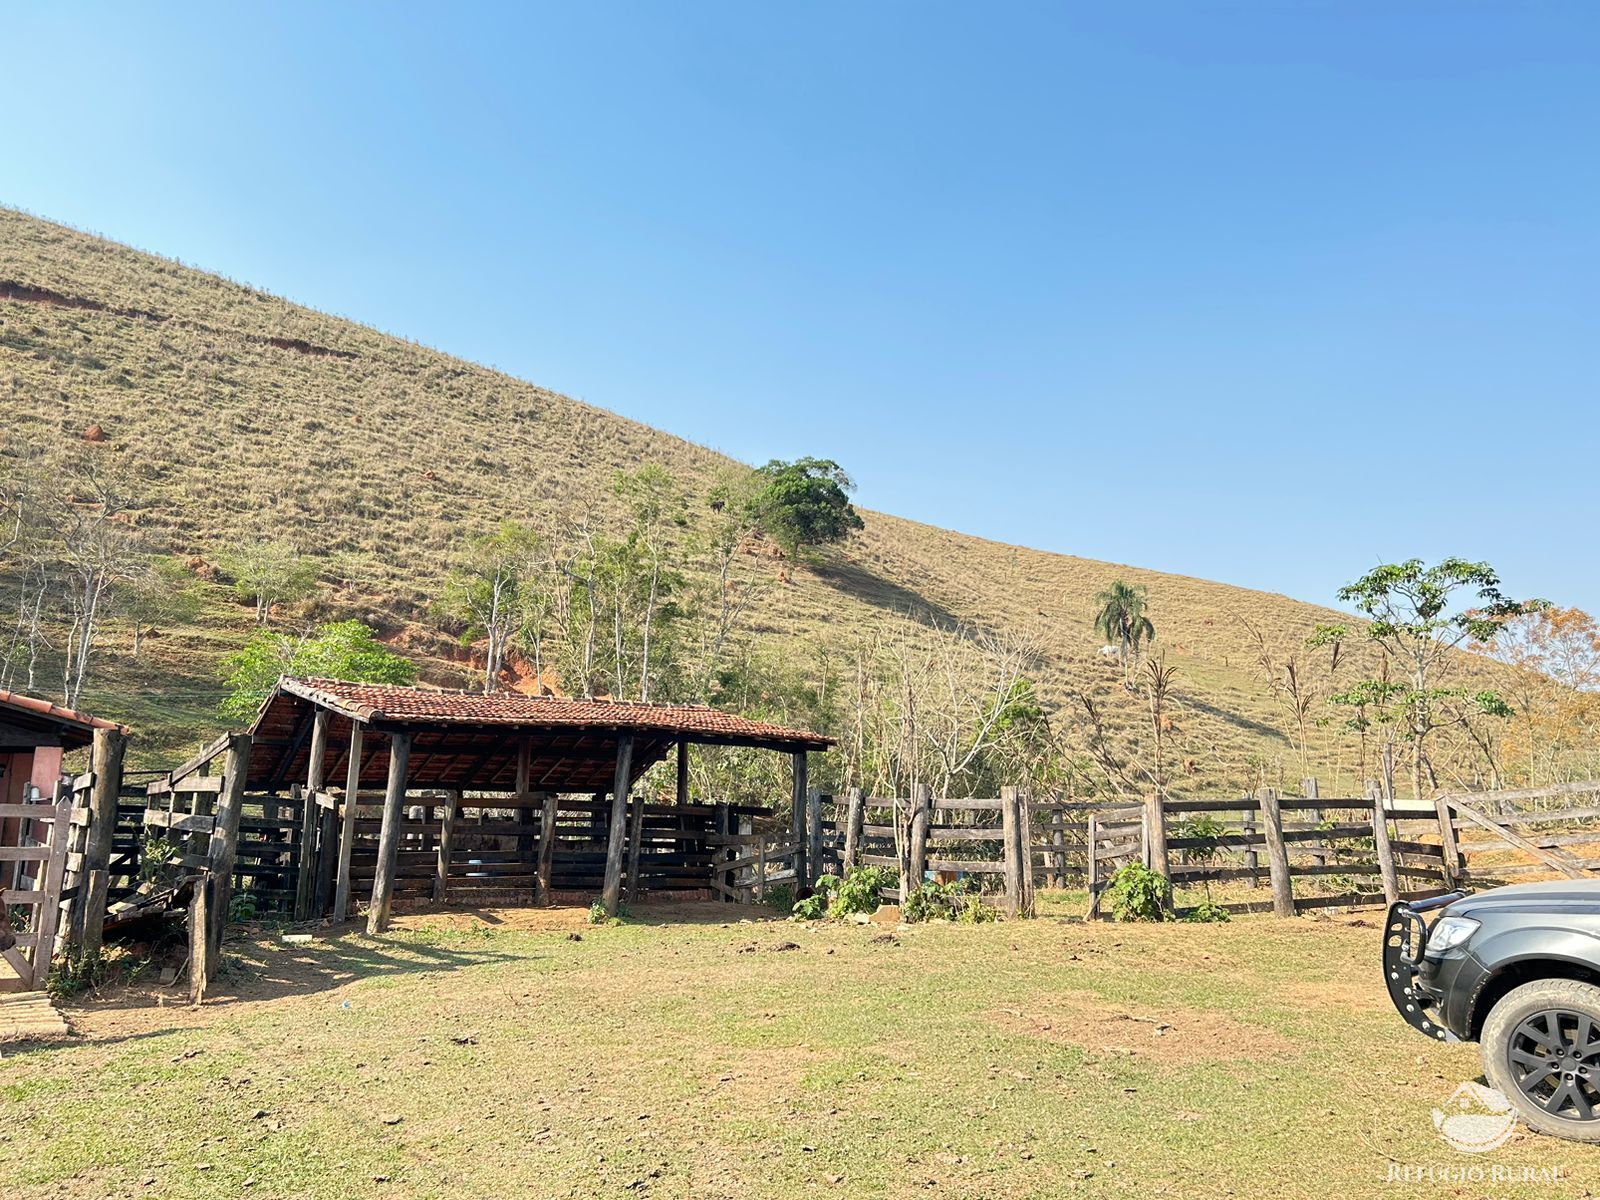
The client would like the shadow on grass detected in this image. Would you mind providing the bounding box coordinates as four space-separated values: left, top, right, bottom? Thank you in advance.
809 558 960 627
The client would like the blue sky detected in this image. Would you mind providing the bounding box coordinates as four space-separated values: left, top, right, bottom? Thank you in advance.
7 2 1597 613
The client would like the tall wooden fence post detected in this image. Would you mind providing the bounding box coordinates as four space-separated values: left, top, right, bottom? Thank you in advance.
1241 793 1259 889
1086 812 1102 919
1258 787 1295 917
1017 790 1035 917
999 786 1022 918
806 789 823 881
1304 777 1327 868
625 794 647 905
907 783 930 892
842 787 864 872
79 726 127 954
1143 791 1169 884
1432 789 1461 889
1369 781 1400 904
791 752 809 893
205 733 252 963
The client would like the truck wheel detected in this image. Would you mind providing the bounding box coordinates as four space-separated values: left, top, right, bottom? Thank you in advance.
1482 979 1600 1142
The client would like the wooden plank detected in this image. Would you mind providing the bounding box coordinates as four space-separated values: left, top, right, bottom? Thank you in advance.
931 797 1003 811
1370 782 1401 904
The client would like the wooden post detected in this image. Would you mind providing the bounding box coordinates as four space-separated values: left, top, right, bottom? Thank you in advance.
999 787 1022 918
600 735 634 915
332 719 365 923
435 790 460 902
1304 777 1327 868
366 732 411 935
189 875 211 1004
791 752 809 892
294 711 329 921
807 789 823 880
625 794 647 904
756 841 767 902
676 740 689 807
1241 794 1259 889
204 733 252 962
1370 781 1400 905
1017 790 1035 918
1258 787 1295 918
79 726 127 954
842 787 864 872
1432 788 1462 889
535 791 558 906
1086 811 1102 919
1143 791 1169 883
313 803 338 917
907 784 930 890
31 787 73 990
714 801 731 902
1050 802 1066 889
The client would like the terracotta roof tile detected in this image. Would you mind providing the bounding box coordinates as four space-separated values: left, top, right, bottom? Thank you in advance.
280 678 833 749
0 688 130 741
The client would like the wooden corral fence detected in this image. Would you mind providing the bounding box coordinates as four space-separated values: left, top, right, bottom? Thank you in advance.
1441 780 1600 885
328 791 760 907
0 781 74 991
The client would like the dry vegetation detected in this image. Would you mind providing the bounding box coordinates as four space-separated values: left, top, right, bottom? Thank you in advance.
0 208 1508 787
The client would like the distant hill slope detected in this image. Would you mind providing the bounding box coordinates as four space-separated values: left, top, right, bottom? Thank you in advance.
0 207 1411 785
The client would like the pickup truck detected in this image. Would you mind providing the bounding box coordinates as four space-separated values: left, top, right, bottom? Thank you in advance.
1387 882 1600 1142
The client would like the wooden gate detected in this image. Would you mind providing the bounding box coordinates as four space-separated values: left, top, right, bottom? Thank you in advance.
0 784 72 992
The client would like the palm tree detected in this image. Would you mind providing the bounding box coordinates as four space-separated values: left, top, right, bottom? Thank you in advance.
1092 580 1156 680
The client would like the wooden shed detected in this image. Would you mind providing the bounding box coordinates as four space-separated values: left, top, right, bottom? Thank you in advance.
226 678 833 932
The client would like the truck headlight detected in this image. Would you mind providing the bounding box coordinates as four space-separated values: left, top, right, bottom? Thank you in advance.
1428 915 1480 955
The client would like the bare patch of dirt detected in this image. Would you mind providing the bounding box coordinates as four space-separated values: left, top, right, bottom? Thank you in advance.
987 989 1296 1065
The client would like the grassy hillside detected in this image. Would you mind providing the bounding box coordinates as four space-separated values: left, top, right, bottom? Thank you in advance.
0 208 1444 789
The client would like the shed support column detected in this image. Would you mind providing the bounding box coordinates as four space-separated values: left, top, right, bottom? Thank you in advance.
535 791 558 905
676 740 689 807
601 735 634 916
295 710 330 921
332 720 365 923
366 732 411 935
625 793 646 904
791 751 808 894
79 726 127 954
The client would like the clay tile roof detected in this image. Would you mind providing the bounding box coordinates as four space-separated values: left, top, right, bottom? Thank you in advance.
0 688 130 748
279 678 834 749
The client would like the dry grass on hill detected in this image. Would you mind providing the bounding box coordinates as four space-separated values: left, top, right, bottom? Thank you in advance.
0 208 1489 786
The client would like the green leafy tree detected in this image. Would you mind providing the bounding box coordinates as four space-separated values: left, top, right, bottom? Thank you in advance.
746 457 864 560
219 620 416 721
1092 580 1156 680
1332 558 1541 799
218 540 319 624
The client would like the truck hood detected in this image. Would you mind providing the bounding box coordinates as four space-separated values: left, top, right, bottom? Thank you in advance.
1448 880 1600 919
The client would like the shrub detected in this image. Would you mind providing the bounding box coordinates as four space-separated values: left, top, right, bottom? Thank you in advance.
902 878 995 924
228 891 259 924
787 866 893 922
1103 863 1172 922
764 882 796 913
49 948 113 998
1181 900 1231 923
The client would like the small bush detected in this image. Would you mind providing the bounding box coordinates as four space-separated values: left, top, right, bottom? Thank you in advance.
791 894 827 921
901 879 995 924
587 900 608 925
1103 863 1172 922
139 834 179 884
1181 900 1231 923
49 948 114 998
228 891 259 924
786 866 894 922
764 882 796 912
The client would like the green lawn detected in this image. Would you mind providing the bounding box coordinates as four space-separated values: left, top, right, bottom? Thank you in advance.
2 901 1593 1199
